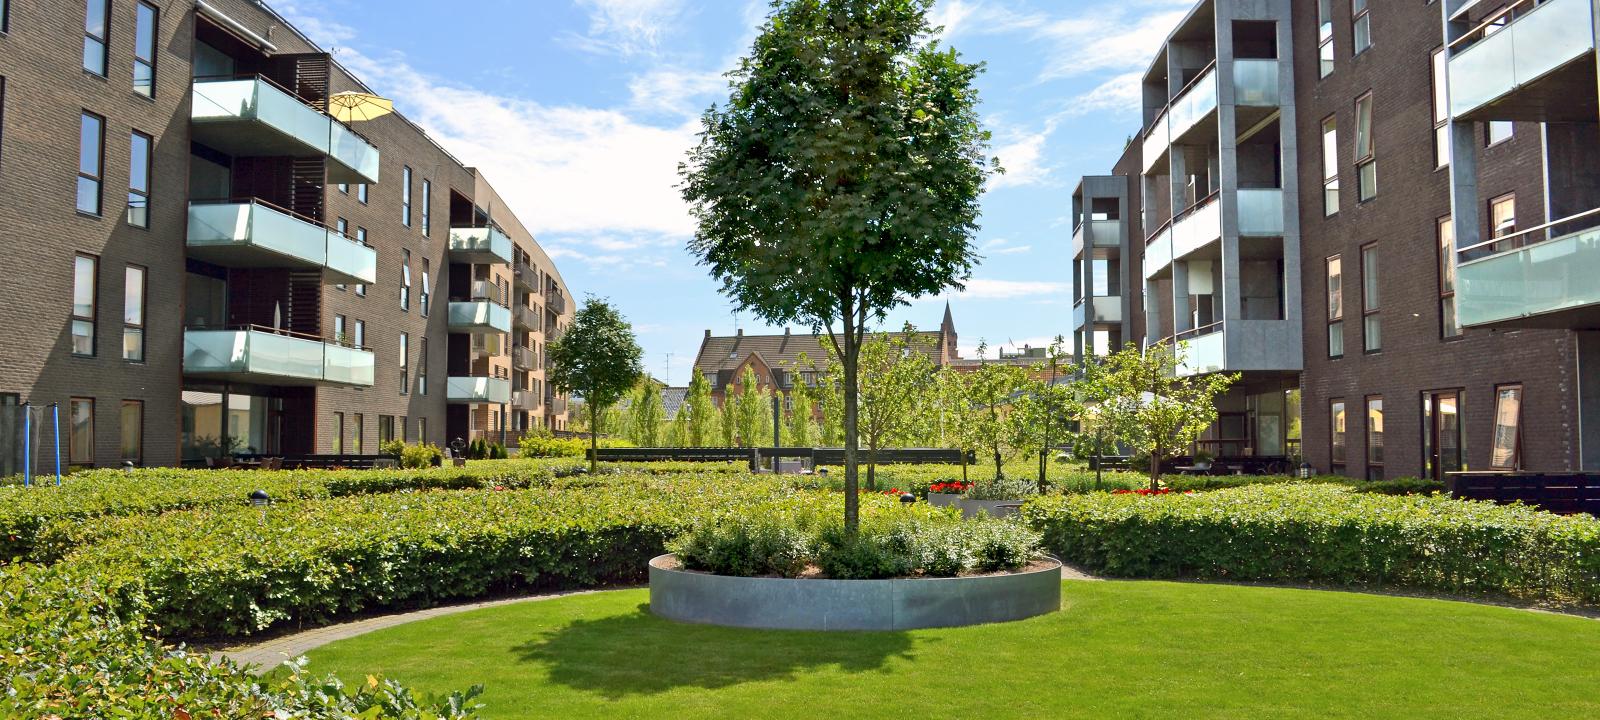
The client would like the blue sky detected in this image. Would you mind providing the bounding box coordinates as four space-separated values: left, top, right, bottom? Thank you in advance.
277 0 1191 385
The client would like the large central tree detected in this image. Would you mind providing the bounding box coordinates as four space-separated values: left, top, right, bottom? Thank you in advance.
680 0 996 531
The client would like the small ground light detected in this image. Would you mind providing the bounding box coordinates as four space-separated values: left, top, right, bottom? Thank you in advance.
123 461 134 474
1298 462 1314 480
250 489 270 524
900 492 916 505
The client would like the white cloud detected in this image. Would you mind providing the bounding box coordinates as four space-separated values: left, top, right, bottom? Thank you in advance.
955 278 1068 300
1034 7 1187 82
567 0 688 57
988 124 1052 189
981 238 1032 256
628 66 727 116
1068 70 1145 116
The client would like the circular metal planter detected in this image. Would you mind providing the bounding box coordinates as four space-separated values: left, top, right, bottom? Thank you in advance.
648 554 1062 631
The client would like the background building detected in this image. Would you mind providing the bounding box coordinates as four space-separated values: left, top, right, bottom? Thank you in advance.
0 0 573 470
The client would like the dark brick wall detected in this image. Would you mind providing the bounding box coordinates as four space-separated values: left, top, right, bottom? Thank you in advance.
1289 0 1577 478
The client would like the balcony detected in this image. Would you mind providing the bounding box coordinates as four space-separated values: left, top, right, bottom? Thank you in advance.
186 200 377 285
182 327 375 387
1142 109 1170 176
190 77 380 184
1175 328 1227 377
447 376 512 404
1167 65 1218 144
1145 224 1174 280
448 301 512 334
1161 321 1301 377
1232 59 1281 107
1073 297 1123 329
1171 194 1222 261
448 226 514 266
545 289 568 315
1448 0 1598 122
1236 189 1285 237
514 260 538 291
1072 219 1124 257
512 344 535 371
512 390 541 412
1457 212 1600 329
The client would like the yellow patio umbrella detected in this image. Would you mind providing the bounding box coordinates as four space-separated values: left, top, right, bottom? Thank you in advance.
327 91 394 123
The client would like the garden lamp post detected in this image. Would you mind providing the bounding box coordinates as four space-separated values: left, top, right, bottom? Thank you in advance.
249 489 270 525
899 492 916 506
1298 462 1314 480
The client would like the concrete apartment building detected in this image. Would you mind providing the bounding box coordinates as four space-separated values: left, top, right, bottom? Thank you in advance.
1073 0 1600 481
0 0 572 470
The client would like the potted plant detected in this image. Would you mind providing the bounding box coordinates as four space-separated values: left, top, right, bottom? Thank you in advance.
959 476 1035 519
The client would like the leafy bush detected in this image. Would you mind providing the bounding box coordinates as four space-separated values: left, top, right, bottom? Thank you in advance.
519 430 589 458
401 442 445 469
812 520 919 579
964 476 1037 500
670 505 816 577
1023 485 1600 604
379 439 407 457
0 564 483 718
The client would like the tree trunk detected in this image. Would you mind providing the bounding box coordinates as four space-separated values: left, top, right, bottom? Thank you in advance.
590 400 600 476
993 446 1003 481
1149 449 1161 492
842 305 860 533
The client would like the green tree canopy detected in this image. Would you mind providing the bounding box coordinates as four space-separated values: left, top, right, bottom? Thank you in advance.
684 372 717 447
547 297 645 472
679 0 997 531
1081 342 1238 490
623 378 665 447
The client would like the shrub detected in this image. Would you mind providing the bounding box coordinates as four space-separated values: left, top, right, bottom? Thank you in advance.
670 506 816 578
378 439 407 457
812 520 918 579
1023 485 1600 605
400 442 444 469
519 429 589 458
964 476 1037 501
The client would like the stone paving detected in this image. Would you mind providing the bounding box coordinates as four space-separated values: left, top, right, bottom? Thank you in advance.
214 566 1101 673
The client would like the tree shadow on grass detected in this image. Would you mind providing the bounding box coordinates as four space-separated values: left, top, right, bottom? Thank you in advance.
511 603 921 698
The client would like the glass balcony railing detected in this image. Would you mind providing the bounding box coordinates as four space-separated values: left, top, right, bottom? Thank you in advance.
1075 296 1124 328
1232 60 1280 107
447 376 512 404
186 201 377 285
183 328 374 386
1168 66 1218 142
1176 330 1227 377
190 77 380 184
1171 195 1222 260
448 301 512 333
448 226 515 265
1458 223 1600 328
1142 110 1170 175
1449 0 1595 119
1236 189 1285 236
1145 224 1173 280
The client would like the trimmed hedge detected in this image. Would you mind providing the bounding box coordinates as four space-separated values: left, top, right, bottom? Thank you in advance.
1023 485 1600 604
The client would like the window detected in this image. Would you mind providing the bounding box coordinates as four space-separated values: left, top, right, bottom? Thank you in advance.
1431 49 1450 168
1487 121 1513 146
418 337 428 395
127 131 152 227
1361 244 1380 353
1438 217 1461 338
352 413 364 454
1351 0 1370 55
417 417 426 444
1326 255 1344 358
333 314 346 344
120 399 142 464
123 265 144 361
333 412 345 455
355 228 367 296
1490 194 1517 242
70 398 94 466
421 259 431 316
399 332 410 394
78 112 104 215
357 183 369 204
83 0 109 75
1317 0 1334 77
402 166 413 226
133 3 157 96
353 319 365 349
1424 390 1465 481
1491 384 1523 470
338 183 349 194
400 249 411 311
1366 396 1384 480
379 415 394 444
400 416 409 442
73 254 97 356
421 179 432 236
1354 93 1376 201
1330 400 1347 470
1 0 8 32
334 220 349 291
1321 116 1339 216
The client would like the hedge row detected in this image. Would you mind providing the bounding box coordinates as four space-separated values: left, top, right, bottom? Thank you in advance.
55 477 816 637
1023 485 1600 604
0 564 484 718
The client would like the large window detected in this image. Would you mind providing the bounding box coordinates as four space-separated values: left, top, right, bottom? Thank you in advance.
402 166 413 227
355 228 368 296
1351 0 1371 55
73 254 98 356
78 112 104 215
379 415 394 444
69 397 95 466
1321 116 1339 216
120 399 142 465
1354 93 1376 202
418 337 428 395
1438 217 1460 338
128 131 151 227
421 179 432 236
357 183 368 204
417 417 427 445
399 332 410 395
1491 384 1523 470
334 218 349 291
1423 390 1465 482
1366 396 1383 480
123 265 144 361
1490 194 1517 244
1361 244 1380 353
133 2 158 96
1330 400 1347 471
332 412 344 455
1431 49 1450 168
83 0 109 75
352 413 364 454
1326 255 1344 358
420 259 431 317
1317 0 1334 77
400 415 409 443
400 249 411 311
353 319 365 349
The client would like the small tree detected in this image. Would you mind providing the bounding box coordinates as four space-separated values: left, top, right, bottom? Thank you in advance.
624 378 665 447
934 366 977 481
788 388 816 447
1010 337 1079 492
680 0 997 531
849 326 936 489
547 297 644 473
719 394 739 447
732 366 772 447
1083 342 1238 490
964 343 1031 480
684 372 717 447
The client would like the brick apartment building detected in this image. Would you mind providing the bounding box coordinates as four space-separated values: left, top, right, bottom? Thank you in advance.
0 0 573 471
1072 0 1600 481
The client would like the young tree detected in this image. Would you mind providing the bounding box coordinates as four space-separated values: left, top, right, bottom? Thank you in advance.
732 366 772 447
679 0 997 531
684 372 717 447
719 394 739 447
625 378 665 447
797 351 845 447
547 297 645 473
1010 337 1078 492
1082 342 1238 490
788 388 817 447
852 326 936 489
964 343 1031 480
934 366 977 481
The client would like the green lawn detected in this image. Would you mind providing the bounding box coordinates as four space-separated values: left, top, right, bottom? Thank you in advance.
300 581 1600 719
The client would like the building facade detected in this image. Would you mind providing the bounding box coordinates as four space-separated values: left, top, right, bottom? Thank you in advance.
1073 0 1600 480
0 0 573 471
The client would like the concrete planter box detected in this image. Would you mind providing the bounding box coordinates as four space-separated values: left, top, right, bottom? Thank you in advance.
958 498 1024 519
648 554 1061 631
926 492 962 508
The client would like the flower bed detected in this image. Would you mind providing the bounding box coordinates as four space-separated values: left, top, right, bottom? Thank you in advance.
1023 484 1600 604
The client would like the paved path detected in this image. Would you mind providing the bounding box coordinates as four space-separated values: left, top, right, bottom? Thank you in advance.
215 567 1103 672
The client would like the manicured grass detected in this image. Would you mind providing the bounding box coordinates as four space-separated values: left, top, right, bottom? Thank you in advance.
299 581 1600 719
